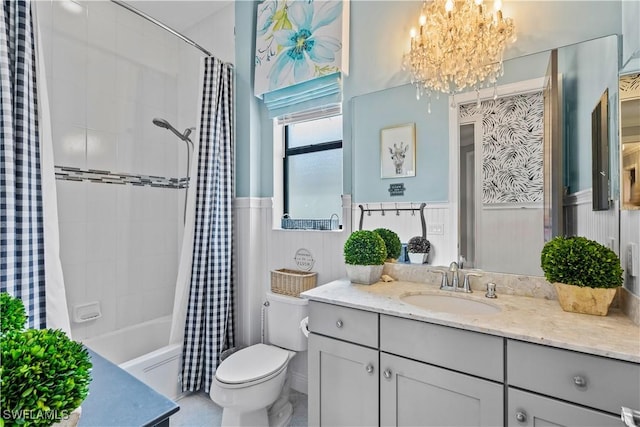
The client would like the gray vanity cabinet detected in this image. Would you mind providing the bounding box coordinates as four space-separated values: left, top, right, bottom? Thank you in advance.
307 302 380 427
507 388 622 426
507 339 640 426
379 314 504 427
308 333 379 427
308 301 505 426
380 352 503 426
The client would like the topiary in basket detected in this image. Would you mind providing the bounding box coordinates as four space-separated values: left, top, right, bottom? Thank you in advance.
407 236 431 264
540 236 624 316
373 228 401 261
343 230 386 285
0 292 92 426
1 291 27 333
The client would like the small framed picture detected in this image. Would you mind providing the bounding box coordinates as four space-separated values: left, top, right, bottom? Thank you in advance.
380 123 416 178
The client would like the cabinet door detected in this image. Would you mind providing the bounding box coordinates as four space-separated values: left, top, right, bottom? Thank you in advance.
308 333 379 427
380 353 503 427
508 388 622 427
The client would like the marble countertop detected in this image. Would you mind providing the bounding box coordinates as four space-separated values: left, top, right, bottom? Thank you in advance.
301 278 640 363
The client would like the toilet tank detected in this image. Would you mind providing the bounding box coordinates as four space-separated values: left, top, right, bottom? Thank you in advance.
266 291 309 351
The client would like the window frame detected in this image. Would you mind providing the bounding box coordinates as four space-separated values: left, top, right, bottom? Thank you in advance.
283 121 343 217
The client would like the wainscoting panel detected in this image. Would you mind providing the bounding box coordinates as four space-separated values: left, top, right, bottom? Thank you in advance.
351 201 454 267
234 198 271 348
621 209 640 295
563 189 619 253
477 206 544 276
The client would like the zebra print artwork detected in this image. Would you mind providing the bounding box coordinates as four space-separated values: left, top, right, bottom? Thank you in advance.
460 92 544 204
620 73 640 97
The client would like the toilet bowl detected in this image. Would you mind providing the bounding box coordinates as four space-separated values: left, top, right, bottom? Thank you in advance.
210 344 294 426
210 292 309 427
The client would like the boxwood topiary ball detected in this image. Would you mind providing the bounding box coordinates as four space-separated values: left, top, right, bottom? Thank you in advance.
0 292 27 334
540 236 623 288
344 230 387 266
373 228 402 260
0 328 92 426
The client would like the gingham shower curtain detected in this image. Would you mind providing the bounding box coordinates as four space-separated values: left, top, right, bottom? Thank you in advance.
0 0 46 329
181 57 235 393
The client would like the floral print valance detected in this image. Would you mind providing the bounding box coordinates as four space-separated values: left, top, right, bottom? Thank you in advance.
254 0 348 99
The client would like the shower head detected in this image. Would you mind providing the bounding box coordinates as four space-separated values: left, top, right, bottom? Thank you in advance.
152 118 171 129
152 117 193 145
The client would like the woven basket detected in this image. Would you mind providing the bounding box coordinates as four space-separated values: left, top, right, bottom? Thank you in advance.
271 269 317 297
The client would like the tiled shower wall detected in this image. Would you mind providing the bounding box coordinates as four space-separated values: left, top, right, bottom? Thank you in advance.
36 1 200 339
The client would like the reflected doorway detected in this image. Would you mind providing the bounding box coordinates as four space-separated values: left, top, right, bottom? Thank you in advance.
456 88 546 276
459 122 480 269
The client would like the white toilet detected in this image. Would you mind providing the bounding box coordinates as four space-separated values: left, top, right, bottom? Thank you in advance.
210 292 309 427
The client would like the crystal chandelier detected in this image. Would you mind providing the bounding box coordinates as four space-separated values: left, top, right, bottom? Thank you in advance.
403 0 516 109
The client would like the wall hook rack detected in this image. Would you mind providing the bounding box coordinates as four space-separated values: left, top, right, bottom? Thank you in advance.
358 202 427 237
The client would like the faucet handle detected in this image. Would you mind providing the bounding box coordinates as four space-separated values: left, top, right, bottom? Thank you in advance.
485 282 497 298
462 272 482 293
437 270 449 289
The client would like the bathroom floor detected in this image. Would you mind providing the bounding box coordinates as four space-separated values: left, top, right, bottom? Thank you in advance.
170 389 308 426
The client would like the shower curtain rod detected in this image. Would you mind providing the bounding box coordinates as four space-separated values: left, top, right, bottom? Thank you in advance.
110 0 232 67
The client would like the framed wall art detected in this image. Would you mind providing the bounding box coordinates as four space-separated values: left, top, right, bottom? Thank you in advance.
380 123 416 178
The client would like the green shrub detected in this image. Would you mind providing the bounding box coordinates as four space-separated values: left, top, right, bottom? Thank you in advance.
344 230 387 265
540 236 623 288
1 292 27 334
373 228 401 260
1 328 92 426
407 236 431 253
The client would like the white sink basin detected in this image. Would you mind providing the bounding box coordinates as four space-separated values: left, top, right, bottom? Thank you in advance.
400 293 501 315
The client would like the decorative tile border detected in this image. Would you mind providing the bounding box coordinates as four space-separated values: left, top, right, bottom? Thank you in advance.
54 166 189 189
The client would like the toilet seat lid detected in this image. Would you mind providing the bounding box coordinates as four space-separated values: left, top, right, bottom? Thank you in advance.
215 343 289 384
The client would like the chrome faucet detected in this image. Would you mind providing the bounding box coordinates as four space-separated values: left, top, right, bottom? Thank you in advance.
439 262 481 293
449 262 459 290
439 262 459 291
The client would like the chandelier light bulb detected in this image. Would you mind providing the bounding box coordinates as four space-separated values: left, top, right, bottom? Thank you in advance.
445 0 454 12
410 28 416 38
419 14 427 26
475 0 483 5
494 0 502 11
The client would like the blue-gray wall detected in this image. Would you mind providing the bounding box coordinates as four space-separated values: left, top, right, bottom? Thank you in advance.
235 1 624 200
351 85 449 202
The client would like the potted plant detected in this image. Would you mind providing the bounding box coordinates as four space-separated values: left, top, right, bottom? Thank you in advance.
540 236 624 316
343 230 387 285
373 228 401 262
1 291 27 333
0 292 92 426
407 235 431 264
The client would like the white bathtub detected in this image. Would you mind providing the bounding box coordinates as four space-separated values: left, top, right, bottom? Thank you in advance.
83 316 183 400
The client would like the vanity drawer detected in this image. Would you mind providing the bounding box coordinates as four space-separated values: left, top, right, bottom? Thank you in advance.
308 301 378 348
380 314 504 382
507 339 640 415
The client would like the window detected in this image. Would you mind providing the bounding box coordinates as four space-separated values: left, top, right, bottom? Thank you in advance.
283 115 343 224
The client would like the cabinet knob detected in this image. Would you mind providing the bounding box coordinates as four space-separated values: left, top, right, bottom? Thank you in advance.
383 369 392 379
336 319 343 328
365 364 374 374
573 375 587 388
515 411 527 423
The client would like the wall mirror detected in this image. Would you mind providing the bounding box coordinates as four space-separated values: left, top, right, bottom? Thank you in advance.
454 34 620 276
350 35 620 276
620 73 640 210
